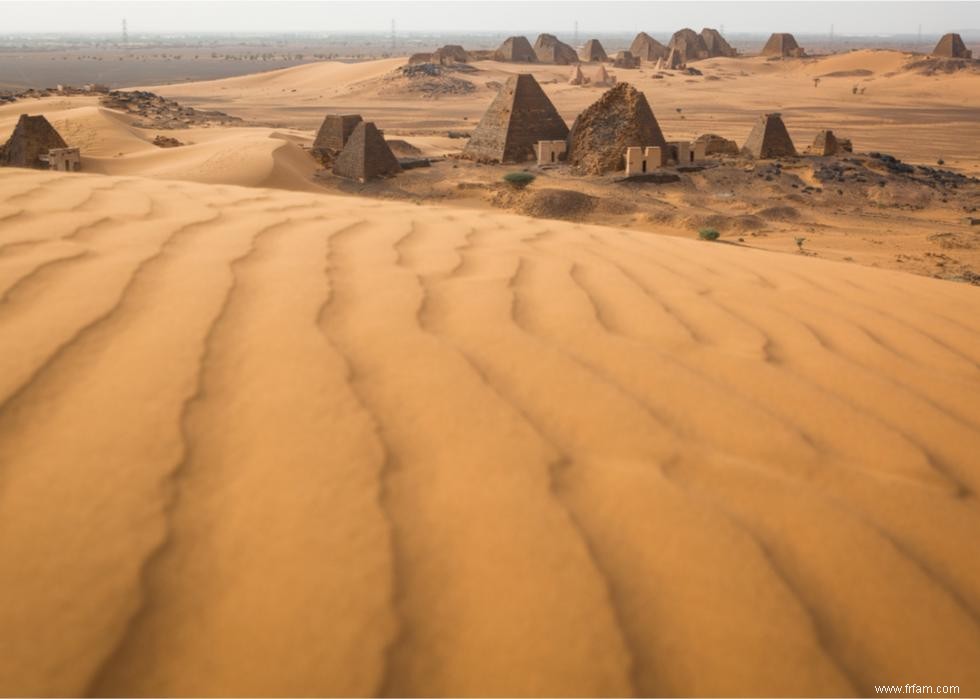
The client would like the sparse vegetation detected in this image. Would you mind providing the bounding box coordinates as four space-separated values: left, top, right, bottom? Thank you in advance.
503 172 536 190
698 228 721 241
795 236 807 252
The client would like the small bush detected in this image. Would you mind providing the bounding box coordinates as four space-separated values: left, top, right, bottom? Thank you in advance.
698 228 720 241
503 172 536 189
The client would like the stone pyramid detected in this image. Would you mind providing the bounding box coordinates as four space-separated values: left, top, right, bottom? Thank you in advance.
741 113 797 159
0 114 68 169
534 34 579 65
593 64 615 86
668 28 710 62
569 64 586 85
629 32 669 61
664 47 685 69
332 122 401 182
808 129 841 156
932 33 972 59
494 36 537 62
566 82 668 174
580 39 608 62
701 28 737 57
312 114 363 164
762 33 805 57
462 74 569 163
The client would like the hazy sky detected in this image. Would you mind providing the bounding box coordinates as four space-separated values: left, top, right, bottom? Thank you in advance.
3 1 979 35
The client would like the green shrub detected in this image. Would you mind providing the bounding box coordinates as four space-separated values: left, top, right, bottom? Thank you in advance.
503 172 536 189
698 227 720 241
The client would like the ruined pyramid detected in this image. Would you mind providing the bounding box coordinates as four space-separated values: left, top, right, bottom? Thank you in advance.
569 64 586 85
312 114 363 164
808 129 842 156
580 39 608 62
565 82 668 174
462 74 569 163
494 36 537 62
629 32 669 61
741 113 797 159
701 28 737 58
332 121 401 182
534 34 579 65
668 28 710 62
0 114 68 169
663 47 685 70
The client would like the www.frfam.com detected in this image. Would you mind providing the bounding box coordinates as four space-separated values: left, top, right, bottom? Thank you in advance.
875 684 961 695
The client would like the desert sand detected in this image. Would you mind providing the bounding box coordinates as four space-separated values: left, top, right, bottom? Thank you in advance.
2 44 980 697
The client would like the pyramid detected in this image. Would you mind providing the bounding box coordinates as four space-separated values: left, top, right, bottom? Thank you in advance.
808 129 841 156
932 33 972 59
593 64 615 86
629 32 669 61
762 33 806 58
612 50 640 69
569 64 586 85
664 47 685 69
701 28 737 57
566 83 668 174
533 34 579 65
580 39 608 62
0 114 68 169
433 45 469 64
494 36 537 62
312 114 363 164
462 74 569 163
668 28 710 62
332 122 401 182
741 113 797 159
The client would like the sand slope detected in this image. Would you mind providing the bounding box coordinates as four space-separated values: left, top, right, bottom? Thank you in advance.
1 169 980 697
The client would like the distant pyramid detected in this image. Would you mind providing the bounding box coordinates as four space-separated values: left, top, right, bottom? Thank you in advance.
612 50 640 69
668 28 710 61
701 28 737 57
569 64 586 85
494 36 537 62
762 33 806 57
534 34 579 64
312 114 363 164
462 74 569 163
932 33 973 59
580 39 608 62
741 113 797 158
808 129 841 156
332 122 401 182
663 47 685 69
593 64 615 86
0 114 68 169
629 32 669 61
566 82 668 174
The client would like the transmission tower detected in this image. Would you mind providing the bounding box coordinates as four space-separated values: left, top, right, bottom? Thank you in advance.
574 20 579 44
122 18 128 47
390 19 396 51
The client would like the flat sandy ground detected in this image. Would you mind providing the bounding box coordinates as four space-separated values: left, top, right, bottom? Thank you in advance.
1 49 980 697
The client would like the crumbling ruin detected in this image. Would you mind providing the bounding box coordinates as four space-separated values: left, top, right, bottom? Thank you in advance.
762 33 806 58
580 39 608 62
566 83 668 174
40 147 81 172
612 51 640 69
932 33 973 59
332 122 401 182
629 32 669 61
658 48 685 70
701 28 737 57
695 133 740 156
569 64 587 85
462 74 569 163
494 36 538 63
741 113 798 159
593 64 616 87
533 34 579 65
312 114 363 165
668 28 710 62
0 114 69 169
808 129 843 156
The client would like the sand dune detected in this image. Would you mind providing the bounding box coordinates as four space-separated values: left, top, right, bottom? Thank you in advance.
1 168 979 696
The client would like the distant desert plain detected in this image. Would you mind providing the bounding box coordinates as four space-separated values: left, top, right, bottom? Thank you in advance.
1 29 980 698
